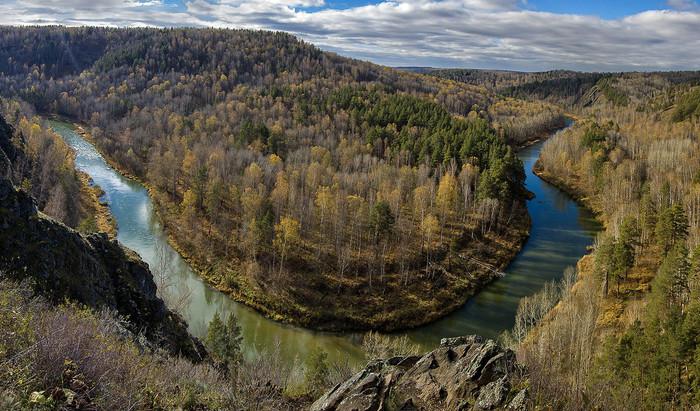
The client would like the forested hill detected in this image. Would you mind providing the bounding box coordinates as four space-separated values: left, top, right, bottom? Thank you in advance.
0 26 561 331
0 27 490 123
428 68 700 108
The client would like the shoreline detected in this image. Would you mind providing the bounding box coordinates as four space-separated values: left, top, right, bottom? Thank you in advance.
77 171 117 237
532 160 606 227
47 117 117 238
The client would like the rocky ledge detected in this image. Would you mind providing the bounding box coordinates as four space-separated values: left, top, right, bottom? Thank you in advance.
311 336 529 411
0 115 204 361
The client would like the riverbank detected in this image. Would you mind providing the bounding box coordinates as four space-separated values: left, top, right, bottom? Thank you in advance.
532 159 606 226
77 171 117 237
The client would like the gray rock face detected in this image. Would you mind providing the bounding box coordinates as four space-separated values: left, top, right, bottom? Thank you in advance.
311 336 528 411
0 115 205 361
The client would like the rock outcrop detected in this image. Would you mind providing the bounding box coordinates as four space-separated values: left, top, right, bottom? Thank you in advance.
0 114 204 361
311 336 528 411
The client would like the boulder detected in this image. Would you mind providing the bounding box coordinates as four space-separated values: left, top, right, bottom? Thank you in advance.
311 336 528 411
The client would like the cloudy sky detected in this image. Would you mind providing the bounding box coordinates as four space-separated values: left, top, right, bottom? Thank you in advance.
1 0 699 71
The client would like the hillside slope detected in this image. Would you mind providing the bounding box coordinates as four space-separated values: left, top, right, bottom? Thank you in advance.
512 73 700 409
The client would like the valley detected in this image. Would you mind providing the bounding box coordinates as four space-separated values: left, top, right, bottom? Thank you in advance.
1 22 699 411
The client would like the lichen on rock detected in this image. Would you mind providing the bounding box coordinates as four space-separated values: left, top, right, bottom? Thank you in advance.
311 335 529 411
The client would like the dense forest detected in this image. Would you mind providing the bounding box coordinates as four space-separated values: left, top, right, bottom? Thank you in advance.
0 26 564 330
430 68 700 109
504 73 700 409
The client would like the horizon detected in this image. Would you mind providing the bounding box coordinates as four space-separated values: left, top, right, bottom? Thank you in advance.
1 0 699 72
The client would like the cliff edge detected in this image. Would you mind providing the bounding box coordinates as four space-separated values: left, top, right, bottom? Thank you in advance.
0 114 204 361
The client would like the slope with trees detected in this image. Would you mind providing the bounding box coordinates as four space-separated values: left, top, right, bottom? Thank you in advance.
511 72 700 409
0 97 113 233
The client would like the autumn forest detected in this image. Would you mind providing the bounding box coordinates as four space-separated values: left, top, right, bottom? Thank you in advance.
1 24 699 411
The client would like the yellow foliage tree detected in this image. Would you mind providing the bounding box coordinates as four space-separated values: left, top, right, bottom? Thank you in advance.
421 214 440 247
436 173 458 220
270 171 289 215
274 216 301 274
180 189 198 227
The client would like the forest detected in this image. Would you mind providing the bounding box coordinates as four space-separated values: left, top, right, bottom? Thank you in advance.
503 72 700 409
0 26 564 330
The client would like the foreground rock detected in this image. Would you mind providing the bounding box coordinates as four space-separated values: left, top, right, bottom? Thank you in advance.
312 336 528 411
0 115 204 361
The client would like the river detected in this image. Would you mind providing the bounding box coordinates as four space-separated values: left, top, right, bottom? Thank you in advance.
50 120 600 365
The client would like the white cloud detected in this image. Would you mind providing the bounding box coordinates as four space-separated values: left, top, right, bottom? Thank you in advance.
667 0 699 11
1 0 699 71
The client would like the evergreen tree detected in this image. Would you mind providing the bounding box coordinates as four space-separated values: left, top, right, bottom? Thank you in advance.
304 347 329 397
611 217 639 291
596 235 616 295
205 312 243 373
369 201 395 244
205 312 227 363
656 204 689 254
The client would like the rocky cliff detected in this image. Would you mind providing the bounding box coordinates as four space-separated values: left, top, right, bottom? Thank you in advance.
0 114 204 361
311 336 529 411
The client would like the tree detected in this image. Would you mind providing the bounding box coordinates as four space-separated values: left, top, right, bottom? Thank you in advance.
421 214 439 249
204 177 224 226
369 201 395 245
656 204 689 254
205 312 243 374
611 217 639 292
270 171 289 217
180 189 198 228
413 184 431 225
436 172 458 224
421 214 440 268
314 186 335 237
274 216 301 275
596 236 616 296
436 173 458 212
304 347 329 397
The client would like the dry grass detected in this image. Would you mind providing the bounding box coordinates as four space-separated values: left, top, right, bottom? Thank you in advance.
0 277 319 410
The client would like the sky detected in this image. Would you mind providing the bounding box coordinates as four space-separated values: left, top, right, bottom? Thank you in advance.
1 0 699 71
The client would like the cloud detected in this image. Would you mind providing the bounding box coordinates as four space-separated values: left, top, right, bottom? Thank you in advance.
1 0 699 71
667 0 699 11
